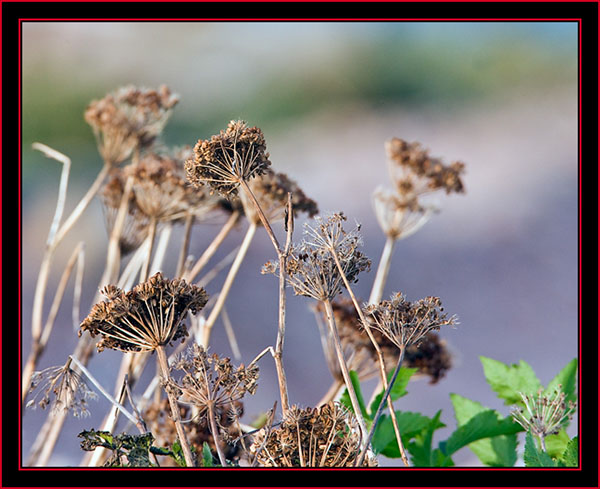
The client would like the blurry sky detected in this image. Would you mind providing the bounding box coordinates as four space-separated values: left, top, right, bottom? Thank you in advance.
21 21 578 467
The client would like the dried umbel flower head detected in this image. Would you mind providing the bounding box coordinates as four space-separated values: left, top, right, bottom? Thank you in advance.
249 402 377 467
185 120 272 197
263 213 370 301
510 387 576 442
362 293 457 350
123 150 219 223
315 299 452 383
84 85 179 165
168 344 259 430
385 137 465 195
79 272 208 353
26 362 97 417
238 169 319 225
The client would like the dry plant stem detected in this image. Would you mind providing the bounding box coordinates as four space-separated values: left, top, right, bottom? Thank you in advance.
238 179 282 252
201 221 257 347
22 241 85 402
176 213 195 277
368 235 397 305
329 245 406 464
207 402 228 466
322 298 369 444
155 345 196 467
184 211 240 282
357 349 409 467
141 217 158 283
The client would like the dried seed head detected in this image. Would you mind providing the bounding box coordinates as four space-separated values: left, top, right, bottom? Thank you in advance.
185 120 272 197
510 387 576 441
265 213 370 301
168 344 259 431
362 293 457 350
237 169 319 225
84 85 179 165
250 402 377 467
79 272 208 353
26 361 97 417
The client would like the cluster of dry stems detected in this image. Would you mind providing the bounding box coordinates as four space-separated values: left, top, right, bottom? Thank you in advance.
23 84 465 467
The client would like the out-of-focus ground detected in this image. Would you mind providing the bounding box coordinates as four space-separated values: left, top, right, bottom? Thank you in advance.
21 22 578 467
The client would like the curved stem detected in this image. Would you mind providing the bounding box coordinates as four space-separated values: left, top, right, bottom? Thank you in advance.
176 213 195 277
207 402 228 466
317 379 344 406
140 217 158 282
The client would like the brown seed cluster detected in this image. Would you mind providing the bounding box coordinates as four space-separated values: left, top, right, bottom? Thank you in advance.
168 344 259 432
185 120 272 197
84 85 179 165
264 214 370 301
362 293 457 350
26 363 97 417
238 169 319 225
79 272 208 353
315 299 452 383
249 402 377 467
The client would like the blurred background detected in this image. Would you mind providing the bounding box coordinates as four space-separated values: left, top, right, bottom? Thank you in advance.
21 22 578 466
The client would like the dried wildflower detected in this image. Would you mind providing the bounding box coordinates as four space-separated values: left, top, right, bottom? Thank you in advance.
26 362 97 417
123 150 219 223
185 120 272 197
264 214 370 301
85 85 179 165
510 387 576 448
315 299 451 383
168 344 259 427
362 293 457 350
79 272 208 353
385 138 465 195
238 169 319 225
249 402 377 467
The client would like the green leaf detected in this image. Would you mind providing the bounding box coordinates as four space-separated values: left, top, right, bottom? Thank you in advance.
369 367 418 417
523 432 557 467
340 370 369 421
170 439 187 467
557 436 578 467
372 410 436 457
440 409 522 458
545 358 578 404
544 428 570 459
480 356 542 405
450 394 518 466
201 442 216 467
406 410 446 466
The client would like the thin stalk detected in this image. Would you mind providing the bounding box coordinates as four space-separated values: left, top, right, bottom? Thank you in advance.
368 235 397 305
155 345 195 467
176 213 195 277
329 245 407 466
322 298 369 445
183 211 240 282
201 221 257 347
317 379 344 406
207 402 228 466
140 217 158 282
238 179 281 252
357 348 409 467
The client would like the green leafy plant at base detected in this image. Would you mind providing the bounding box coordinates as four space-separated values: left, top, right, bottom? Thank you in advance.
340 357 578 467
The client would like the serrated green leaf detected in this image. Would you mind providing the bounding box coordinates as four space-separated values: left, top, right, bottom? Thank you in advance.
369 367 418 417
523 431 557 467
544 428 570 459
340 370 369 420
441 409 522 458
406 410 445 466
480 356 542 405
201 442 216 467
450 394 518 466
545 358 578 404
557 436 578 467
372 410 435 457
